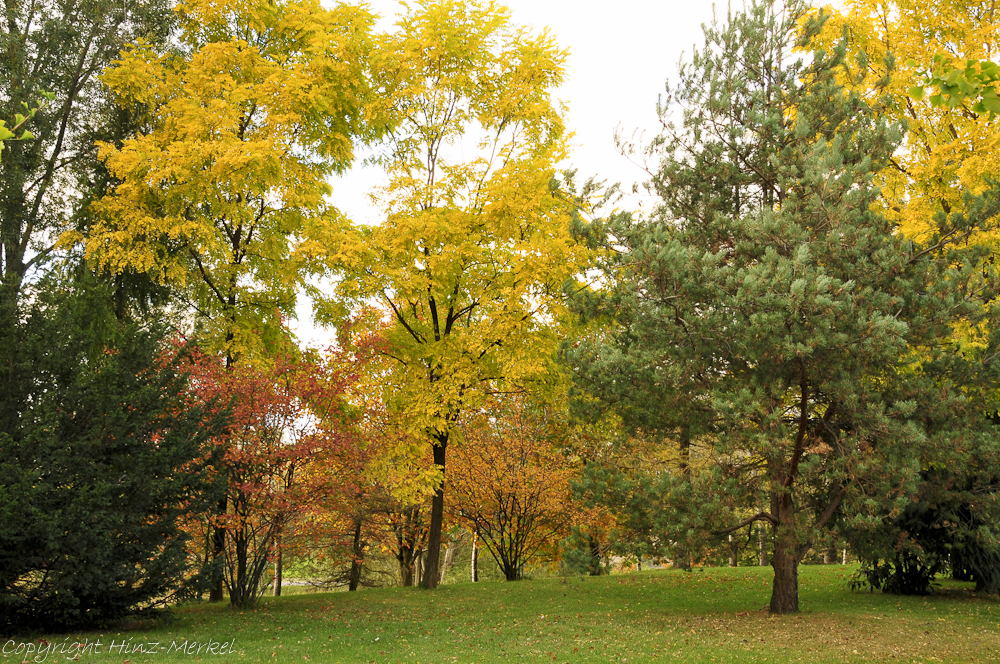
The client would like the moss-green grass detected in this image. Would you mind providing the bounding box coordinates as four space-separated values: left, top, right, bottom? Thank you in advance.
8 565 999 663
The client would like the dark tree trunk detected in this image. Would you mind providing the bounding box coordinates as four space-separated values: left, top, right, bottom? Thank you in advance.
348 516 364 592
470 529 479 582
769 541 799 614
421 435 448 589
209 495 227 603
400 563 415 587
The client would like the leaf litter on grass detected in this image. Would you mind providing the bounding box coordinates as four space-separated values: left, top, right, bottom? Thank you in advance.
24 566 1000 663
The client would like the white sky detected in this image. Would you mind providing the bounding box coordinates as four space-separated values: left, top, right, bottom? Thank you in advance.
293 0 722 343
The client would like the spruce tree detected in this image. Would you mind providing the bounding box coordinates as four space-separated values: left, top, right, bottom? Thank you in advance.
567 0 1000 613
0 280 226 630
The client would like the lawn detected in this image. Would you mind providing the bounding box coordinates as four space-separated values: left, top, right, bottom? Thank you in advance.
6 565 999 663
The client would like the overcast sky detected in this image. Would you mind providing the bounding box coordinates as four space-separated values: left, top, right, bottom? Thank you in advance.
295 0 723 340
331 0 722 222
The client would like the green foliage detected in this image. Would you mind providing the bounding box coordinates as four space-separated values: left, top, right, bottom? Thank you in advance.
0 93 53 156
0 280 226 631
849 466 1000 596
0 0 174 314
567 0 1000 614
911 54 1000 117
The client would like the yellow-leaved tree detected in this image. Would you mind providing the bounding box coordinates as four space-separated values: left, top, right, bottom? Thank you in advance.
320 0 587 588
81 0 382 602
812 0 1000 241
83 0 380 364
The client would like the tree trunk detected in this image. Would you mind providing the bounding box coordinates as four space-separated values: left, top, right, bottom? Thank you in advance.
758 525 769 566
272 536 283 597
421 436 447 589
470 529 479 582
441 536 459 584
823 545 836 565
769 541 799 614
209 495 227 603
348 516 364 592
729 535 738 567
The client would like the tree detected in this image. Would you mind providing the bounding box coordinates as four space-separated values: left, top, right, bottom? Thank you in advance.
85 0 379 362
811 0 1000 242
0 279 225 631
85 0 381 600
566 0 1000 613
324 0 584 588
448 396 576 581
0 0 174 321
187 347 362 608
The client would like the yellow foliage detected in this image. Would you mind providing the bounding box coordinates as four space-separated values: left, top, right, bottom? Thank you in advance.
812 0 1000 241
321 0 587 455
82 0 378 361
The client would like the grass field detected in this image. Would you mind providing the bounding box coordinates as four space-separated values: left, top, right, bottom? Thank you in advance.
6 565 999 663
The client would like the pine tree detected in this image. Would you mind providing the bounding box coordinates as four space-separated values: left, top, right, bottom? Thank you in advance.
567 0 1000 613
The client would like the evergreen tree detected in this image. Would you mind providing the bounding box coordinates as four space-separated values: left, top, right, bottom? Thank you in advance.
567 0 1000 613
0 279 225 631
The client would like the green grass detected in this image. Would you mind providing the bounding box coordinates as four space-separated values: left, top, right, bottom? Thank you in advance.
8 565 1000 663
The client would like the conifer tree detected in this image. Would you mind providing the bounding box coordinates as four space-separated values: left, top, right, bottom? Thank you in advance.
568 0 1000 613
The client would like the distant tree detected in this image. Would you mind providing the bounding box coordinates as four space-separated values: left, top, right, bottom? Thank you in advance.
448 397 576 581
567 0 1000 613
187 348 363 608
0 280 225 631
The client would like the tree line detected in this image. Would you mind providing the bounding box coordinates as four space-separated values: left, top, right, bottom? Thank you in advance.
1 0 998 630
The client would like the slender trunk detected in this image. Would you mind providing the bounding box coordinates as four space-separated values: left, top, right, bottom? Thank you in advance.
421 436 447 589
470 529 479 582
758 525 769 567
211 340 237 603
272 536 282 597
414 549 423 586
441 537 458 584
209 495 227 603
823 545 836 565
348 516 364 592
729 535 738 567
